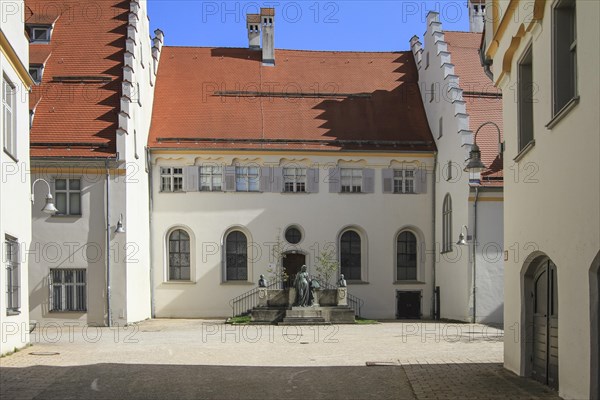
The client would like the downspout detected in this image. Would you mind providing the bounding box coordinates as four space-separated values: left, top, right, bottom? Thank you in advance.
146 146 155 318
472 186 480 323
105 157 112 327
432 152 438 319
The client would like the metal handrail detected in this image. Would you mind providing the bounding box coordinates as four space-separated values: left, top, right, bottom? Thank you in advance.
229 279 284 317
229 279 365 318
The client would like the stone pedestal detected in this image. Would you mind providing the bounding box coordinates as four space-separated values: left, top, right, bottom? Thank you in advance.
337 288 348 306
280 307 329 325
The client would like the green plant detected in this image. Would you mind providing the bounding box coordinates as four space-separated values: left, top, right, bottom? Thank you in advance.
266 230 288 284
315 249 339 287
226 315 251 325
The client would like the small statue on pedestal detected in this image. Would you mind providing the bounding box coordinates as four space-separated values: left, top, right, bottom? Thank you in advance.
338 274 347 287
258 274 267 288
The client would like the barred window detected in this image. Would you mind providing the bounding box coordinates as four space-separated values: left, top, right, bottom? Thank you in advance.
160 167 184 192
5 236 20 314
50 269 86 312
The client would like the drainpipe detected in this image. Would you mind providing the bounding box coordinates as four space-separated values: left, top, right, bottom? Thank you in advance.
146 146 155 318
105 157 112 328
431 152 438 319
472 186 480 323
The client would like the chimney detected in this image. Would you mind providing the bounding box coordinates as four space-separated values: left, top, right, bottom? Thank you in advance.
260 8 275 65
468 0 485 33
247 14 261 49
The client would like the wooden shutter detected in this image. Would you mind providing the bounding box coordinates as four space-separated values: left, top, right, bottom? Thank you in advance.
223 166 236 192
382 169 393 193
415 168 428 194
306 168 319 193
183 166 199 192
272 167 284 193
362 168 375 193
260 167 272 192
328 168 341 193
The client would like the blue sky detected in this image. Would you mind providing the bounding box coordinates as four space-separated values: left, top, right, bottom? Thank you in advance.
148 1 471 51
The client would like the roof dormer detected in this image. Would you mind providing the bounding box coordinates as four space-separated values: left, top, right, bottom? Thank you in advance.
26 25 52 43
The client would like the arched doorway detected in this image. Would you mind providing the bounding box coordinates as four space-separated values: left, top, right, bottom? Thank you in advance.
283 252 306 288
526 257 559 389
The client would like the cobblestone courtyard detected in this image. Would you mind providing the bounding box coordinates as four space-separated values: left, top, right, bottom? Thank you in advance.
1 320 560 399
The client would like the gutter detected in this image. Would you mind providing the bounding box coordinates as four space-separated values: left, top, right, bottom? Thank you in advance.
432 152 438 319
472 186 480 323
146 146 156 318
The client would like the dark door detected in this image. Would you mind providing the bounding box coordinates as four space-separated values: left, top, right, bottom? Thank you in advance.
283 253 305 288
532 260 559 389
396 291 421 319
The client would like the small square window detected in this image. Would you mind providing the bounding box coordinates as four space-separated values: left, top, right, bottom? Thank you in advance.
29 26 51 43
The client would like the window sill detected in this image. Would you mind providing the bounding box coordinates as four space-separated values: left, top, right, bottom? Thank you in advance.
546 96 579 129
6 310 21 316
513 140 535 162
51 214 82 218
221 281 255 286
394 280 426 285
347 280 369 285
3 148 18 163
163 280 196 285
48 310 87 314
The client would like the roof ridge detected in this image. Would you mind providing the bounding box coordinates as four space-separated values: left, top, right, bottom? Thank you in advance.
163 45 408 54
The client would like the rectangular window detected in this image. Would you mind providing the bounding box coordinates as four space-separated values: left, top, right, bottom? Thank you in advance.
29 26 51 42
200 165 223 192
393 170 415 194
160 167 183 192
553 0 577 116
235 166 259 192
5 236 20 314
54 178 81 215
50 269 87 312
283 167 306 193
2 77 16 158
518 46 534 152
29 66 43 84
340 168 362 193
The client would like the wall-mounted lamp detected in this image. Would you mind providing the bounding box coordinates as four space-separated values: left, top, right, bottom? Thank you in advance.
31 178 58 214
464 121 503 173
456 225 471 246
115 213 125 234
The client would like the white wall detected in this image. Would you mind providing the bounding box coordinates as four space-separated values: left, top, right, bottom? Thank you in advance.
150 153 435 319
0 0 32 354
410 12 505 323
487 1 600 398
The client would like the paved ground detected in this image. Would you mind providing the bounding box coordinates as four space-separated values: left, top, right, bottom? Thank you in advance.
0 319 561 399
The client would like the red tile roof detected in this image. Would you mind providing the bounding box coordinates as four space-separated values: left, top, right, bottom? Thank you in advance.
149 47 435 152
445 31 503 185
26 0 128 158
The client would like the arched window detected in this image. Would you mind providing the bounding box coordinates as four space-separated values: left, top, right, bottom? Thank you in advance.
340 230 361 281
168 229 190 280
397 231 417 280
226 231 248 281
443 194 452 252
